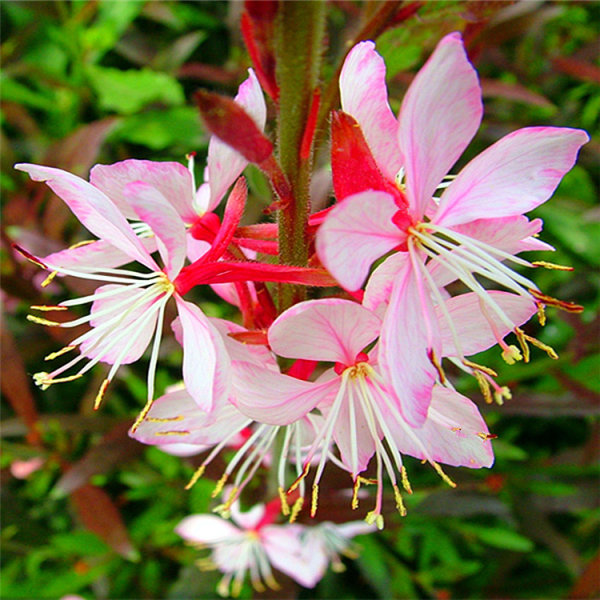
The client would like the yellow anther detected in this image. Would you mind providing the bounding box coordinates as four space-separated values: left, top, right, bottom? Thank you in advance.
365 511 384 530
516 327 558 360
515 328 531 363
94 378 110 410
265 574 281 591
195 556 216 571
474 371 493 404
130 395 157 433
536 303 547 326
289 497 304 523
428 349 447 384
250 577 266 593
45 345 75 361
463 359 497 377
393 484 408 517
401 466 413 494
211 474 229 498
30 304 68 311
529 288 583 313
231 579 242 598
41 271 58 287
332 560 347 573
33 371 51 390
185 465 206 490
68 239 95 250
287 462 310 494
310 484 319 517
532 260 574 271
278 487 290 516
494 386 512 406
432 461 456 488
147 415 184 423
217 578 230 598
501 344 523 365
351 478 361 510
155 430 189 436
27 315 60 326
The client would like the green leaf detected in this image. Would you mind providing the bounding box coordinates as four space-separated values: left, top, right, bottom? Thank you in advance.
463 525 534 552
567 354 600 393
51 531 109 556
355 535 391 598
86 66 185 115
82 1 145 61
110 106 204 150
0 75 56 110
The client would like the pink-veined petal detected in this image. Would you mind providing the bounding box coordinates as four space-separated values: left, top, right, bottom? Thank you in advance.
90 159 197 223
363 252 410 313
269 298 381 365
209 317 276 368
186 234 211 263
43 236 157 273
398 33 482 219
230 502 266 531
175 297 231 412
434 127 589 227
208 69 266 209
124 181 187 278
391 386 494 468
340 41 401 181
335 521 378 538
176 514 241 544
129 387 249 447
262 526 316 587
379 260 440 427
328 380 379 475
15 164 158 271
232 363 338 425
437 292 537 357
316 190 402 291
80 284 158 364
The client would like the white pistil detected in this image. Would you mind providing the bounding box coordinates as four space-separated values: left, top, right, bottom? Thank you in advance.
412 254 466 362
407 237 436 349
422 230 537 295
348 382 359 477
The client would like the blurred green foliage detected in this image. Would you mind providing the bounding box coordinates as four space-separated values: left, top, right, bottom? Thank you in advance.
2 1 599 599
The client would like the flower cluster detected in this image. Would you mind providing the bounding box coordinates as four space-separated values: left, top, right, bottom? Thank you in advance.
16 32 587 595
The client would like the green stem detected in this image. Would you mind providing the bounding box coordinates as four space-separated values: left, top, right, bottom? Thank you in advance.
274 0 326 311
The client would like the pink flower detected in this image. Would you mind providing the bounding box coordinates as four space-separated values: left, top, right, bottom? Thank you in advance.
234 298 505 527
316 33 588 426
176 499 319 596
130 317 321 516
15 162 241 424
299 521 376 576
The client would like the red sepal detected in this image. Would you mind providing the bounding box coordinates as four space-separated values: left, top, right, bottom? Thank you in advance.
241 2 279 102
331 111 407 209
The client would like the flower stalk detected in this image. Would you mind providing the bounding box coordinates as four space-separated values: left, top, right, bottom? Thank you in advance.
274 0 326 310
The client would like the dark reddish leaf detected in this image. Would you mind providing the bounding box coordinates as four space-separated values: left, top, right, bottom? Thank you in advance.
552 56 600 85
71 483 138 560
195 90 273 164
480 77 554 108
569 550 600 599
55 422 144 495
0 310 41 445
